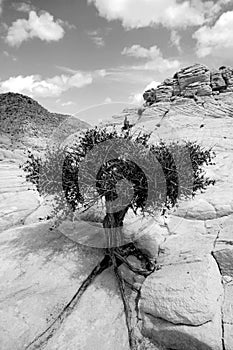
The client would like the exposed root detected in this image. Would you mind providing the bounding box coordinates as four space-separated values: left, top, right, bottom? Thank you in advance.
114 250 152 277
25 242 156 350
112 253 137 349
25 255 112 350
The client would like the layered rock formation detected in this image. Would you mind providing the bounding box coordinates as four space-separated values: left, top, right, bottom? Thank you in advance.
143 63 233 105
1 64 233 350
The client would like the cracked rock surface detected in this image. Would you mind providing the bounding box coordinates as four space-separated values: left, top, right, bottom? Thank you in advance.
1 86 233 349
127 91 233 350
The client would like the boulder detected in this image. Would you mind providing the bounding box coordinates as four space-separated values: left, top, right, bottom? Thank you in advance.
219 66 233 89
224 324 233 350
140 256 223 326
157 231 216 266
141 307 223 350
143 89 157 105
172 78 181 96
211 70 226 91
213 214 233 277
177 64 211 97
155 84 173 102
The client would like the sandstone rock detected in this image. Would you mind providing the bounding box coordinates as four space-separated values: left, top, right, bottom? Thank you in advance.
41 268 130 350
123 213 168 261
224 324 233 350
177 64 211 98
140 256 223 326
172 78 181 96
157 231 216 266
181 81 212 97
223 283 233 324
134 234 159 261
58 220 107 248
213 215 233 277
141 306 223 350
175 198 216 220
166 215 206 235
143 89 157 105
177 64 210 90
155 84 173 102
0 222 103 350
213 244 233 277
0 162 39 231
211 70 226 91
108 65 233 350
220 66 233 88
118 256 146 290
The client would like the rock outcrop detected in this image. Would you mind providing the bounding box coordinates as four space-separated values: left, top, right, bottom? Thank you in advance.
1 64 233 350
131 78 233 350
143 63 233 105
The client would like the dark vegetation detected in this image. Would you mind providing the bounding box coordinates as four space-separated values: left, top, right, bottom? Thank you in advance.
0 92 89 149
22 122 215 349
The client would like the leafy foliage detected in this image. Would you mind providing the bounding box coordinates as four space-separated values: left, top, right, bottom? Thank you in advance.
21 125 215 227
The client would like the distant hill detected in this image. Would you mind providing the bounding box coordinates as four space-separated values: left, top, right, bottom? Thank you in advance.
0 92 90 152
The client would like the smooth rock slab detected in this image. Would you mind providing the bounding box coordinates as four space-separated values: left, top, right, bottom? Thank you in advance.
175 198 216 220
0 222 103 350
157 231 216 265
213 216 233 277
166 215 206 236
0 162 39 231
141 306 223 350
42 268 130 350
214 244 233 278
140 256 223 326
223 283 233 324
224 324 233 350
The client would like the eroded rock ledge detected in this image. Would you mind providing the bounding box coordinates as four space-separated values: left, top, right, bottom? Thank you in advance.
143 64 233 105
1 64 233 350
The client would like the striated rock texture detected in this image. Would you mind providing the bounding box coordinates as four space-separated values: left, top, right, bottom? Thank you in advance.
143 63 233 105
131 84 233 350
1 63 233 350
103 65 233 349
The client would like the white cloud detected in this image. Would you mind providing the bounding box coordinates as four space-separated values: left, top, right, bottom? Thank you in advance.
122 44 181 73
193 10 233 57
104 97 112 103
144 81 161 91
129 92 143 105
0 72 93 98
88 0 229 29
170 30 182 52
61 101 75 107
3 50 17 61
0 0 4 15
129 81 160 105
87 30 105 47
12 1 35 13
92 36 105 47
6 10 65 47
122 45 161 59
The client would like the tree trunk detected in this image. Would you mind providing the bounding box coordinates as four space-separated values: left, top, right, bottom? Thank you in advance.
103 202 129 248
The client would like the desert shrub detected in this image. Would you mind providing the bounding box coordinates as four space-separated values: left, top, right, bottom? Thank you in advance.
21 125 215 227
21 124 216 350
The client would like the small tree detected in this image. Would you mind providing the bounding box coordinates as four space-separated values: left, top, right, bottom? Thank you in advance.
22 124 215 350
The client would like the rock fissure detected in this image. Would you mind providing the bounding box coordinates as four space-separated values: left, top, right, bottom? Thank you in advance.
25 255 112 350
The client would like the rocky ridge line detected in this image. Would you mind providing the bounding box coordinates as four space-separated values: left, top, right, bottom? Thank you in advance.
143 64 233 106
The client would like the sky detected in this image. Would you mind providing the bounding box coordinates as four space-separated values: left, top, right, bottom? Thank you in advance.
1 0 233 124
